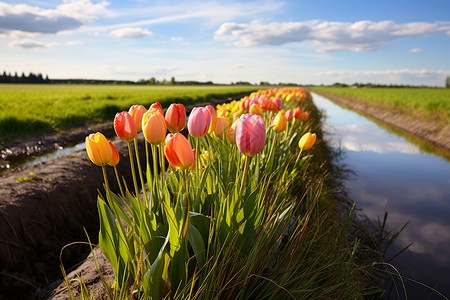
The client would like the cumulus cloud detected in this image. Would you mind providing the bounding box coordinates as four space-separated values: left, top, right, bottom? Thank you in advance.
215 20 450 52
110 27 152 38
408 48 423 53
8 39 56 49
0 0 110 36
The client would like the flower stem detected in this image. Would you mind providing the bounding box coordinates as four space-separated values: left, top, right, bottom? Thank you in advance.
113 166 125 198
128 141 141 202
238 155 251 198
134 137 148 203
158 143 166 194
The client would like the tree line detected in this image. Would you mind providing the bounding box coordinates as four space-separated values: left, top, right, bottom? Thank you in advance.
0 71 50 84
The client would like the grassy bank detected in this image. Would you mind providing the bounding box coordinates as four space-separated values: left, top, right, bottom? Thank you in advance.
56 88 379 299
0 84 257 144
311 87 450 126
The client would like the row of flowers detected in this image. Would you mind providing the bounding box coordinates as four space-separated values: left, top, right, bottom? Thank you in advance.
83 86 317 299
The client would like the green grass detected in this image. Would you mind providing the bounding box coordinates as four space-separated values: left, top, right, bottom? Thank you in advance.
0 84 258 143
311 87 450 126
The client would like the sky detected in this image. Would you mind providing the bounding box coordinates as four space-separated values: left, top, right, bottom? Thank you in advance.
0 0 449 86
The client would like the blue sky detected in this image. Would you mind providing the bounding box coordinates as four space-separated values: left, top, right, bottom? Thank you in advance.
1 0 449 86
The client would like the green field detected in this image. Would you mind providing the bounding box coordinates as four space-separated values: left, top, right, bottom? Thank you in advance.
0 84 257 144
311 87 450 126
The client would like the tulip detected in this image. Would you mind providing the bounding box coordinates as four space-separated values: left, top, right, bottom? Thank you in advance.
227 119 239 144
188 107 211 138
301 112 309 121
114 111 137 141
149 102 163 116
285 109 294 121
298 132 316 150
85 132 112 167
128 104 147 132
272 110 287 133
214 116 230 139
206 105 218 134
272 97 282 111
236 114 266 156
108 141 119 167
249 104 263 116
165 103 186 133
294 107 302 119
142 108 167 145
164 133 195 170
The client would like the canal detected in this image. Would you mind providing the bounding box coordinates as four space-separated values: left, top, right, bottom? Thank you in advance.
312 92 450 299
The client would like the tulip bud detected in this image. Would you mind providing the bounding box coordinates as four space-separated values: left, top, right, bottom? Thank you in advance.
114 111 137 141
164 133 195 170
86 132 112 167
149 102 163 116
285 109 294 121
236 114 266 156
298 132 316 150
108 141 120 167
294 107 302 119
214 116 230 139
272 110 287 133
249 104 263 116
188 107 211 138
165 103 186 133
142 108 167 145
206 105 217 134
128 104 147 132
301 112 309 121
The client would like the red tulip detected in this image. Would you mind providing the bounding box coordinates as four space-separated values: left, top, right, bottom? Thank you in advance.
188 107 211 138
128 104 147 132
164 133 195 170
301 112 309 121
149 102 163 116
236 114 266 156
294 107 302 119
285 109 294 121
165 103 186 133
108 141 119 167
114 111 137 141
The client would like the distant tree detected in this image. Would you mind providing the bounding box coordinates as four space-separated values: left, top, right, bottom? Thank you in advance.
170 77 176 85
446 76 450 88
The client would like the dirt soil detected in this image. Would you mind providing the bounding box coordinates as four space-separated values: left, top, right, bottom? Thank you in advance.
311 89 450 152
0 96 239 300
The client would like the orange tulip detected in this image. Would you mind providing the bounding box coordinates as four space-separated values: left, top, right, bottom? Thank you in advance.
214 116 230 139
142 108 167 145
129 104 147 132
227 119 239 144
301 112 309 121
165 103 186 133
164 133 195 170
86 132 112 167
249 104 263 116
108 141 120 167
114 111 137 141
298 132 316 150
272 110 287 133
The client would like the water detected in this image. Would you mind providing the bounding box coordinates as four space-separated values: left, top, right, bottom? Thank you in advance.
312 92 450 299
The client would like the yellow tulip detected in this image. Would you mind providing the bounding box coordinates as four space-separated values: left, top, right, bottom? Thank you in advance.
298 132 316 150
86 132 112 167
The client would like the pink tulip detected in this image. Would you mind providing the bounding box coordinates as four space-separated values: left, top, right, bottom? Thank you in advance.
188 107 211 138
114 111 137 141
272 97 282 111
236 114 266 156
285 109 294 121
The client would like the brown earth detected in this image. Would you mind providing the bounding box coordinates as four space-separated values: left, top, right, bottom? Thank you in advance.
311 89 450 152
0 97 240 300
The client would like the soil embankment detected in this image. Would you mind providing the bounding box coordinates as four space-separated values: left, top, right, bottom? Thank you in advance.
311 89 450 152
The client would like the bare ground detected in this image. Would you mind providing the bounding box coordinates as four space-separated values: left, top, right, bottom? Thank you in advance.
311 89 450 152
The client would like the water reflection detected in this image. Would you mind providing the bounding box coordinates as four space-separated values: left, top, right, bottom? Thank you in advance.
312 93 450 297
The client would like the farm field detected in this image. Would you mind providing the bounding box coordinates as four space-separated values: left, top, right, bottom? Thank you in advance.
0 84 258 144
311 87 450 126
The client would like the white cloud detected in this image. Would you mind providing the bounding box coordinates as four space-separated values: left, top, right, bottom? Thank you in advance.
110 27 152 38
408 48 423 53
65 40 83 46
8 39 57 49
0 0 110 36
215 20 450 52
